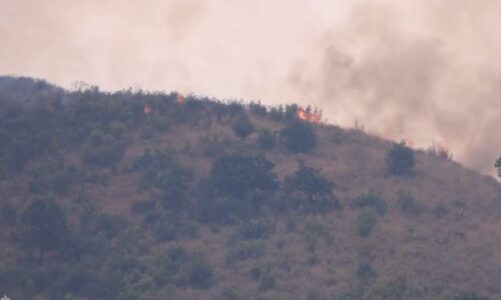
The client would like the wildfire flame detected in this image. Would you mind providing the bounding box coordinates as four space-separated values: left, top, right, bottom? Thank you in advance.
144 103 152 114
296 106 322 123
176 93 185 105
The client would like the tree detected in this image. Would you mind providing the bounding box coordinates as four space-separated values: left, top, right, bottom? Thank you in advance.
282 164 338 213
454 291 489 300
21 200 69 265
199 154 278 223
356 263 377 283
257 129 276 150
208 154 278 198
385 142 415 176
281 120 317 153
232 117 255 140
495 157 501 177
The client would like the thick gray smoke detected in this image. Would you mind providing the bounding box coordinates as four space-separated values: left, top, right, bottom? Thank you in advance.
0 0 500 175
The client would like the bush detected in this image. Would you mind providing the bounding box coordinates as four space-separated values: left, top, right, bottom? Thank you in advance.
357 210 377 237
94 213 127 239
152 247 213 289
386 142 415 176
356 263 377 283
154 217 197 242
217 154 276 195
366 278 407 300
157 166 193 211
399 193 423 217
131 199 157 214
232 222 272 241
283 164 338 213
352 192 387 216
177 257 214 289
204 154 278 201
258 129 276 150
20 200 70 265
495 157 501 177
259 274 276 292
232 117 255 139
225 241 265 264
281 121 317 153
223 289 241 300
1 203 17 226
454 291 489 300
432 203 448 218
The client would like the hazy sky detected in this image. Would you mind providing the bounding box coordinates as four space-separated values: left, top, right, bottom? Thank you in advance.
1 0 500 176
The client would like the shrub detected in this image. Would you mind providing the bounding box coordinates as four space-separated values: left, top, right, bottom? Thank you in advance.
158 166 193 211
307 289 325 300
154 217 197 242
258 129 276 150
153 247 213 289
177 257 214 289
1 203 17 226
357 210 377 237
199 134 228 157
356 263 377 283
386 142 415 176
454 291 489 300
94 213 127 239
20 200 69 265
352 192 388 216
495 157 501 177
232 221 272 241
232 117 255 139
283 164 338 213
225 241 265 264
281 120 317 153
432 203 448 218
399 193 423 217
259 274 276 292
131 199 157 214
366 278 407 300
425 143 452 160
133 148 175 172
249 101 268 116
303 219 334 245
207 154 278 198
223 289 240 300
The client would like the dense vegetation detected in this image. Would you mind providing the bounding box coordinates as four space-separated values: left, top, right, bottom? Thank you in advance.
0 76 500 300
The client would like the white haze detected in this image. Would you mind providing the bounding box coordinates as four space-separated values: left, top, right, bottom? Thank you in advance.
1 0 500 176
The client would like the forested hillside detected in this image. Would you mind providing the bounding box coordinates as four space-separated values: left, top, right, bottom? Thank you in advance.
0 76 500 300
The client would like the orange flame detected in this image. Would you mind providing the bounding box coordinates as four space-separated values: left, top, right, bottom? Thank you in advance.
176 93 185 105
144 103 152 114
297 106 322 123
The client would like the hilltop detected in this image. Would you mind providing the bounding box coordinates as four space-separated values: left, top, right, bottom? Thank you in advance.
0 76 500 300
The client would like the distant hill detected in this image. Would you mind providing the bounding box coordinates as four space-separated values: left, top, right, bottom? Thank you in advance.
0 76 499 300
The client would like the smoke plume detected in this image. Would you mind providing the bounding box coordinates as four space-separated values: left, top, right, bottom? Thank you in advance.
0 0 500 175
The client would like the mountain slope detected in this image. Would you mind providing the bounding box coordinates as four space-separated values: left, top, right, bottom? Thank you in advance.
0 76 500 300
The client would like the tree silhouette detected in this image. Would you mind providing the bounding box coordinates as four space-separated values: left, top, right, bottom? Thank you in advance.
281 120 317 153
385 142 415 176
21 200 69 265
495 157 501 177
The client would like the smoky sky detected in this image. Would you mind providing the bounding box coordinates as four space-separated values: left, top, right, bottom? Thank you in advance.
1 0 500 176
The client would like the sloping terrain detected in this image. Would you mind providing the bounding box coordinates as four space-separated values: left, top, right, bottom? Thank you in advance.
0 76 500 300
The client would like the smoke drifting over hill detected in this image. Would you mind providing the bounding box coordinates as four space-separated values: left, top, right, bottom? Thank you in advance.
1 0 500 175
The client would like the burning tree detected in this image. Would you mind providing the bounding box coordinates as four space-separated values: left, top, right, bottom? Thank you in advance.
296 106 322 123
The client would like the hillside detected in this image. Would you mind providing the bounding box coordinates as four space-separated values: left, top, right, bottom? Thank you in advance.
0 76 500 300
